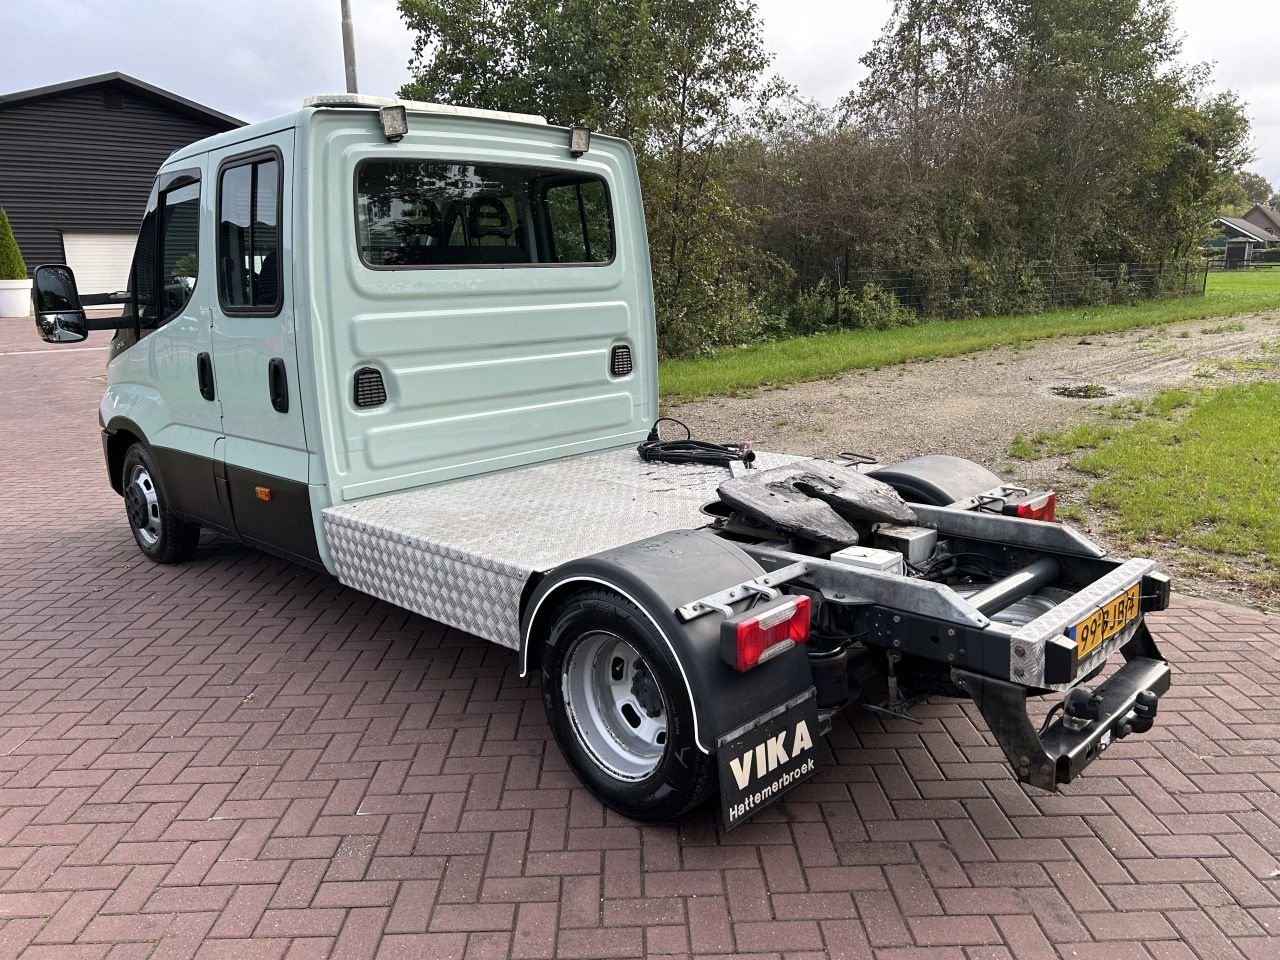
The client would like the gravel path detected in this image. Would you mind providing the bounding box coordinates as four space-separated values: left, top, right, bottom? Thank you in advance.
670 308 1280 608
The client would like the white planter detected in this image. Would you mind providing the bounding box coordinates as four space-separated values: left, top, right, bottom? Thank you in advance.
0 278 33 318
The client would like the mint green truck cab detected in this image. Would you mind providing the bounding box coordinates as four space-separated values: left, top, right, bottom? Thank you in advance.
33 96 1172 827
64 98 654 569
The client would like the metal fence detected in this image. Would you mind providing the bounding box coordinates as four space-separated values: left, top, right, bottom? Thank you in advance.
829 260 1209 322
1205 257 1280 272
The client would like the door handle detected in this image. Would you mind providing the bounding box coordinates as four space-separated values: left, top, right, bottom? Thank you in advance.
268 357 289 413
196 352 215 401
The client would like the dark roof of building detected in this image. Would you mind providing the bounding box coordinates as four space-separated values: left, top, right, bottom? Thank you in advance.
0 72 243 129
1214 216 1280 243
1245 204 1280 236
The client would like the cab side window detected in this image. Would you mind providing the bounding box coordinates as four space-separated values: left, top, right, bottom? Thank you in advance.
132 205 159 327
160 183 200 322
218 154 281 313
131 177 200 337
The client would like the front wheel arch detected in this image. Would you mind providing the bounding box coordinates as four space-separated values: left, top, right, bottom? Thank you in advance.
104 424 146 495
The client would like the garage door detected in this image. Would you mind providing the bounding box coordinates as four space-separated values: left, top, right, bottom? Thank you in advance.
61 231 137 295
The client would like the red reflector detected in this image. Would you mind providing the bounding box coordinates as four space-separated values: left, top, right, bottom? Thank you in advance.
733 596 811 672
1015 491 1057 522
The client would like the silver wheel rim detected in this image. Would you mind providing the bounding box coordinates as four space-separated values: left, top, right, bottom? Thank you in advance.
563 631 669 781
125 464 162 548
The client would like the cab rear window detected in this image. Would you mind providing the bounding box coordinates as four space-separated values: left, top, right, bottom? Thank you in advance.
355 160 615 268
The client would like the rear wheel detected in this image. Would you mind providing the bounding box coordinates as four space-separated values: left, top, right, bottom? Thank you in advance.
540 588 715 821
121 443 200 564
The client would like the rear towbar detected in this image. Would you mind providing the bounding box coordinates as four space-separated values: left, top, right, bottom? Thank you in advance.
955 625 1169 791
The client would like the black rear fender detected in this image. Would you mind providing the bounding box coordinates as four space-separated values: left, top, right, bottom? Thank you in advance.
520 529 815 754
870 455 1004 506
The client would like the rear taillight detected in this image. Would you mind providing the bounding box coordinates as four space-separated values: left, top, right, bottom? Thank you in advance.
721 595 811 672
1010 491 1056 522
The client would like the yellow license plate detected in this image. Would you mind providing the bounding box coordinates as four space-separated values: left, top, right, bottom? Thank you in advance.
1070 584 1141 658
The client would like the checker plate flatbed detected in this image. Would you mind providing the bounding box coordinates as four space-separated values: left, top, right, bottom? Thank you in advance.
323 448 796 646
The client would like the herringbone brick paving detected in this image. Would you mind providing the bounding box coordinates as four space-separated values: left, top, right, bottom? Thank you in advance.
1 321 1278 959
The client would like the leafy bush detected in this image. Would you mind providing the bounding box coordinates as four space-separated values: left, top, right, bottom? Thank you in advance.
841 282 915 329
656 271 771 357
756 311 791 340
787 279 835 334
1013 265 1048 312
678 257 1207 356
0 209 26 280
1111 264 1140 305
1078 273 1115 307
1254 248 1280 264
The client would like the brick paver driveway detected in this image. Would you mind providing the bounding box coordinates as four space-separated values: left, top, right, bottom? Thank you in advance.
2 320 1278 960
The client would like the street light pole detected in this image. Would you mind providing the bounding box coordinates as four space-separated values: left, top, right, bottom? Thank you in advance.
340 0 359 94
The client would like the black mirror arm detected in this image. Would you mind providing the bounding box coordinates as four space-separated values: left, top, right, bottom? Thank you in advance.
84 315 129 331
77 291 133 332
80 291 130 306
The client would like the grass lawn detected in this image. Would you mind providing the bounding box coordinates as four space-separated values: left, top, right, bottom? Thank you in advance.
1075 384 1280 568
1009 390 1197 459
660 269 1280 402
1014 384 1280 600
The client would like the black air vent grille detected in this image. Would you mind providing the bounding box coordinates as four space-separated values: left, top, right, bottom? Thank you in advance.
353 367 387 407
610 344 633 378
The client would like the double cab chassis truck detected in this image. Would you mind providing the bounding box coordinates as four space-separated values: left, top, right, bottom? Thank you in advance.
33 95 1170 827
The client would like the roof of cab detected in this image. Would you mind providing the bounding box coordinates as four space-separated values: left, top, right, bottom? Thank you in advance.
162 94 552 167
303 93 547 126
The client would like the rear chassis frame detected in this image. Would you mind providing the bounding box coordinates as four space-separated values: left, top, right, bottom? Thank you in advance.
684 503 1171 792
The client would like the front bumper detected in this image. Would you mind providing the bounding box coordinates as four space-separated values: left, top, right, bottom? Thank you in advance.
956 623 1169 790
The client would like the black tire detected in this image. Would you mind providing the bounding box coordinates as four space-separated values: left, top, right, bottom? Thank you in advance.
120 443 200 564
540 588 715 822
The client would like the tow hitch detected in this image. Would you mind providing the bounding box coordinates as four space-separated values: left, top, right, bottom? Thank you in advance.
956 625 1170 791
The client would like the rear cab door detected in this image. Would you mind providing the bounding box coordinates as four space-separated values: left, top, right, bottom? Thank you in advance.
207 130 317 564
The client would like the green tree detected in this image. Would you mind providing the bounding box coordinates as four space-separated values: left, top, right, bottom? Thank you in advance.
1142 93 1253 256
400 0 662 139
844 0 1008 161
0 208 26 280
998 0 1189 260
841 0 1251 267
641 0 780 353
1234 170 1275 207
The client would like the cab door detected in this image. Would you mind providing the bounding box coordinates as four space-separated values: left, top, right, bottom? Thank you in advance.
208 133 316 564
105 161 232 533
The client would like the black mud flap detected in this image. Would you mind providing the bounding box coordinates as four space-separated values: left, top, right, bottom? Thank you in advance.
956 627 1171 791
716 689 820 829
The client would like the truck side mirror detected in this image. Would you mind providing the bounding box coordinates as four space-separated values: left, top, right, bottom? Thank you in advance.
33 264 88 343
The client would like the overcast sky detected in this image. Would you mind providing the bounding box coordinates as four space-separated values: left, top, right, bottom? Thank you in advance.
2 0 1277 188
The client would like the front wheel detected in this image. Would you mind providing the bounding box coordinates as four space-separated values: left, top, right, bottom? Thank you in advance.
540 588 715 822
120 443 200 564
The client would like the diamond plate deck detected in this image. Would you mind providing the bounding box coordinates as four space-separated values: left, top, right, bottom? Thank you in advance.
323 448 797 647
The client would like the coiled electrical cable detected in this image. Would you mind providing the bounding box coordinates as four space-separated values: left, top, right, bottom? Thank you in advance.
635 417 756 470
